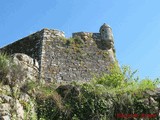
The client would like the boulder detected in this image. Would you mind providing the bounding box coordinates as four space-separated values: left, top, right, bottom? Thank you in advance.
12 53 39 83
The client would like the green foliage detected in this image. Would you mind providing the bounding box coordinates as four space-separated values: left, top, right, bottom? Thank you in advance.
36 90 64 119
91 63 124 89
66 36 84 47
0 52 28 107
1 52 159 119
19 98 37 120
33 65 159 120
0 52 10 82
0 52 26 87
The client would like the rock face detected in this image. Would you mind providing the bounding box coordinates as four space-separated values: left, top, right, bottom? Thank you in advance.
0 24 117 83
12 53 39 82
0 53 38 120
0 89 37 120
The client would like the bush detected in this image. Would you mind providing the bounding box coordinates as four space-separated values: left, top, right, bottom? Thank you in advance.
66 36 84 47
0 52 26 88
34 65 160 119
0 52 10 83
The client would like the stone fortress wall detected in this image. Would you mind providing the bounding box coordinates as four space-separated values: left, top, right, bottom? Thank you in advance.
0 24 117 82
0 30 44 70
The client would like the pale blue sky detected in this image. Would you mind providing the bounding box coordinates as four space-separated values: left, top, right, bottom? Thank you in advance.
0 0 160 79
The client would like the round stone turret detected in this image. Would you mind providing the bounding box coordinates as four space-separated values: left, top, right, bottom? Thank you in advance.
99 23 114 49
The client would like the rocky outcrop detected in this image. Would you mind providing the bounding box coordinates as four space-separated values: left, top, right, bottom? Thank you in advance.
0 53 160 119
0 88 37 120
0 53 38 120
12 53 39 83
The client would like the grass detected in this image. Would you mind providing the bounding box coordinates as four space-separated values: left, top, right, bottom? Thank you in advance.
0 52 159 119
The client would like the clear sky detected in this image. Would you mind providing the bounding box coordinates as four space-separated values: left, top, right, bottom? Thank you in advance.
0 0 160 79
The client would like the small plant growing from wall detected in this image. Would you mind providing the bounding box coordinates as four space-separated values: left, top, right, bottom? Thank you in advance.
66 36 84 47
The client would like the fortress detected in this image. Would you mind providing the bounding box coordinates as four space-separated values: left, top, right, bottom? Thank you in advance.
0 24 118 82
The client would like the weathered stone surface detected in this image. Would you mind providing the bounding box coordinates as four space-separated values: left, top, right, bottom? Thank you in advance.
19 93 30 102
13 53 39 68
1 115 11 120
12 53 39 82
0 89 36 120
0 95 12 103
15 100 24 120
99 23 114 48
0 24 117 83
0 85 11 95
0 103 11 120
0 61 37 120
0 103 10 112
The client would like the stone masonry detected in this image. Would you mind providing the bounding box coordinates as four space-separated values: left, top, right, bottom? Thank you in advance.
0 24 117 82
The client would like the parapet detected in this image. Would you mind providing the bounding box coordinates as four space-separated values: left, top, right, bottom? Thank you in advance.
72 23 115 50
72 32 101 41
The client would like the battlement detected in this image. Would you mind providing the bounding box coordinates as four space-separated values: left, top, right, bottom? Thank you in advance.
0 24 117 83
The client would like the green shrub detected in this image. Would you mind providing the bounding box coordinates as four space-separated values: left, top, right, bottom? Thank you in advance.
34 65 160 119
0 52 26 97
66 36 84 47
0 53 10 83
36 89 64 119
